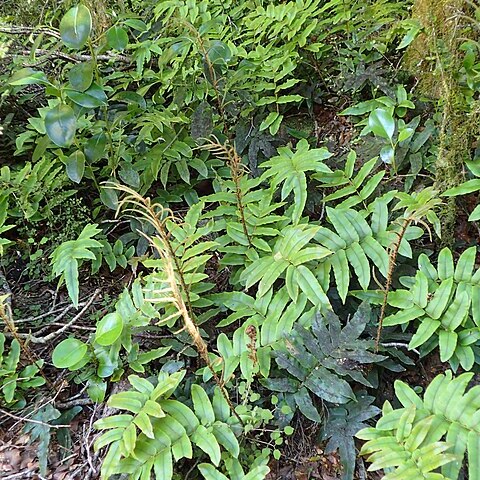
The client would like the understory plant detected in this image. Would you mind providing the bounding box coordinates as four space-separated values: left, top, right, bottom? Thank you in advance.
2 1 480 480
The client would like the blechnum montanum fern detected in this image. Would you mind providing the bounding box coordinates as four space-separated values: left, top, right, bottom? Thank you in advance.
4 1 480 479
44 129 480 480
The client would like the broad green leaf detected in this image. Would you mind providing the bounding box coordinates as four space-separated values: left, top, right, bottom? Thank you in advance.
259 112 280 132
94 414 133 432
96 312 124 346
439 330 458 362
192 425 221 466
191 384 215 424
9 68 50 86
469 204 480 221
68 62 94 92
304 366 355 403
368 108 395 141
331 250 349 303
397 23 421 49
380 144 395 165
65 150 85 183
153 448 173 480
296 265 330 307
106 26 129 51
425 278 454 319
60 5 92 49
346 242 370 290
160 400 199 435
409 318 441 349
411 271 429 309
207 40 232 65
198 463 229 480
108 392 144 413
67 83 107 108
257 258 288 297
133 411 154 438
438 248 454 280
454 246 476 282
212 422 240 457
85 133 107 161
440 291 470 331
468 431 480 480
293 387 321 422
443 179 480 196
52 338 88 368
122 423 137 456
45 104 76 147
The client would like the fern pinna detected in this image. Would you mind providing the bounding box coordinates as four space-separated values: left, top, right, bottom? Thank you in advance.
357 370 480 480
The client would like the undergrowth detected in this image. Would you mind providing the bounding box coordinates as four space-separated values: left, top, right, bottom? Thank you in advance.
0 1 479 479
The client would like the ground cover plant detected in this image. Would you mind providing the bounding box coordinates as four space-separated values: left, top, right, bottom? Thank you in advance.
0 0 479 479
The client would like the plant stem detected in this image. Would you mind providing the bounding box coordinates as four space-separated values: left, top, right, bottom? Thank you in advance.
375 217 412 351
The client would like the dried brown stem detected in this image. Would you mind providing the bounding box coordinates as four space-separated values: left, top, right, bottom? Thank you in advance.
110 183 244 424
0 296 53 389
375 217 412 351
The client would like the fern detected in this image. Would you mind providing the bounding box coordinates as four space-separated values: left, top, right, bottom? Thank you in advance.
356 246 480 370
357 370 480 480
321 394 380 480
239 224 332 303
0 333 45 407
94 371 269 480
260 139 332 224
314 153 385 209
443 158 480 221
315 206 390 301
50 223 103 307
262 303 385 409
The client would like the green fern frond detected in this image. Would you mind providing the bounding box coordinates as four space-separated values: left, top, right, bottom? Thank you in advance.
357 370 480 480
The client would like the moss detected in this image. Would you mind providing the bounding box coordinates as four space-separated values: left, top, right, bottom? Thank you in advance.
404 0 480 246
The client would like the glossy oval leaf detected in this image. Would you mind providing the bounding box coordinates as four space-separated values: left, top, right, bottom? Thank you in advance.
85 133 107 161
52 338 88 368
60 5 92 49
9 67 50 86
96 312 123 346
207 40 232 65
68 62 94 92
369 108 395 141
66 83 107 108
45 104 76 147
106 25 128 51
66 150 85 183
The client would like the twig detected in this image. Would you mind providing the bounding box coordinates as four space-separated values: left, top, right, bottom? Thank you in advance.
0 26 61 39
56 397 94 409
375 217 412 351
84 403 100 480
0 408 69 428
14 302 72 324
3 472 38 480
5 49 130 64
14 289 100 344
380 342 419 355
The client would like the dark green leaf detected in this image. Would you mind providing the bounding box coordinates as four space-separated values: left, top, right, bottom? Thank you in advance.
106 26 129 51
68 62 94 92
66 150 85 183
60 5 92 49
45 104 76 147
52 338 88 368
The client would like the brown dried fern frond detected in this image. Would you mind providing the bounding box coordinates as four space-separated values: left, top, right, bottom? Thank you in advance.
104 182 243 423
